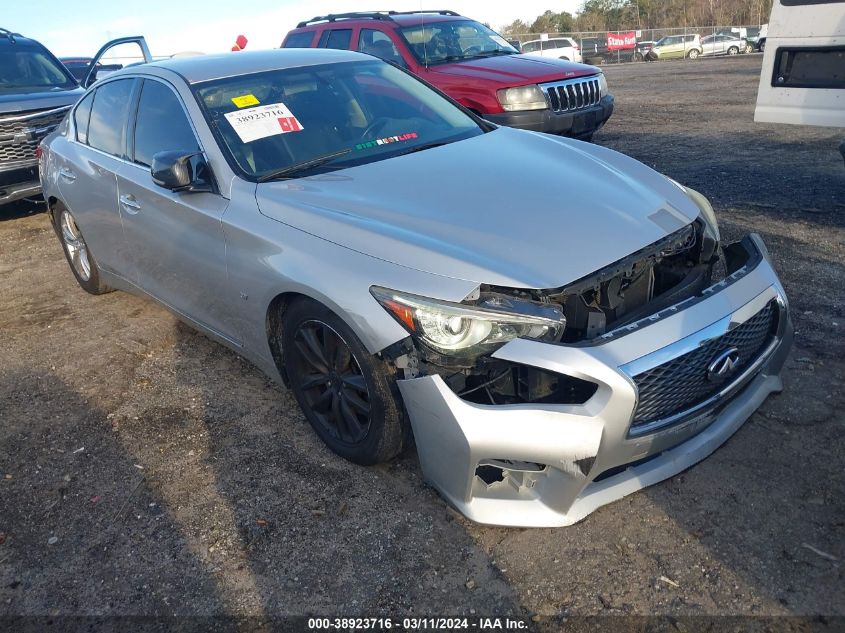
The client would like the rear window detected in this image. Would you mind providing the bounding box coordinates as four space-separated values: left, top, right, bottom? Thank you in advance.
87 78 134 157
284 32 315 48
318 29 352 50
74 92 94 144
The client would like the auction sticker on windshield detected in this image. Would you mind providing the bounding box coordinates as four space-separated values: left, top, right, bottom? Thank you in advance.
224 102 304 143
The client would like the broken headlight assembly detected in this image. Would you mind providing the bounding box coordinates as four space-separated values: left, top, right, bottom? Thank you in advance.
668 177 720 243
370 286 565 359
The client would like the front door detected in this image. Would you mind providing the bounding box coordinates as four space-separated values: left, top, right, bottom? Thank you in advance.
116 77 236 342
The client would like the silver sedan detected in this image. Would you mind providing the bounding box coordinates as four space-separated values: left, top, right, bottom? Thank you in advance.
701 34 746 56
39 49 792 527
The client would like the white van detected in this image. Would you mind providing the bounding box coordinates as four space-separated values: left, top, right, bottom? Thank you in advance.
754 0 845 128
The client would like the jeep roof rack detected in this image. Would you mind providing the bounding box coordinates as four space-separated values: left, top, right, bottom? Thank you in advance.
0 28 22 42
296 10 460 28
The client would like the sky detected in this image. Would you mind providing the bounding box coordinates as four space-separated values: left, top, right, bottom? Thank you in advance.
7 0 582 58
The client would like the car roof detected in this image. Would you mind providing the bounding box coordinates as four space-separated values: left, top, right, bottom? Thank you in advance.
0 32 45 48
524 37 571 43
140 48 368 84
294 12 465 30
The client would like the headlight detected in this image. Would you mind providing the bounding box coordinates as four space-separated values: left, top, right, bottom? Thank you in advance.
496 85 547 111
371 286 565 357
598 72 608 97
666 178 719 243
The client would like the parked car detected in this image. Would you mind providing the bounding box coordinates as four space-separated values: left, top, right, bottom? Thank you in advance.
756 23 769 51
40 48 792 527
631 40 655 61
0 28 82 205
579 37 611 64
0 31 150 206
700 34 745 57
282 11 613 140
646 34 703 60
59 57 123 83
521 37 583 63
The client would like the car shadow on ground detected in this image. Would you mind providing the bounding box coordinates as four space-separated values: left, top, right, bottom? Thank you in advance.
0 314 526 619
0 199 46 222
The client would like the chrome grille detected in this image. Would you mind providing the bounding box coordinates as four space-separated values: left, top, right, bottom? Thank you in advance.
630 301 778 430
541 76 601 113
0 107 69 165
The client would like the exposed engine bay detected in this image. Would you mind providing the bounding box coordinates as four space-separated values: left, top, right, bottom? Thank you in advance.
389 220 732 406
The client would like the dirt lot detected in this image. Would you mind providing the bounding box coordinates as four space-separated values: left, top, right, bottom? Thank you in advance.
1 56 843 629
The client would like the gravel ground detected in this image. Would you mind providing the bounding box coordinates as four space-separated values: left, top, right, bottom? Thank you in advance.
1 55 843 630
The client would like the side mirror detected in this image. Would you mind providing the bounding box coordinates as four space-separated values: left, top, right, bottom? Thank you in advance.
151 151 213 193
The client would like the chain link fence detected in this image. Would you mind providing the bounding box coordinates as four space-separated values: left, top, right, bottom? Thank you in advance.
509 25 765 65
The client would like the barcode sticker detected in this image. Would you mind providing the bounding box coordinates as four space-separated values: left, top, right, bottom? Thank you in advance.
224 102 304 143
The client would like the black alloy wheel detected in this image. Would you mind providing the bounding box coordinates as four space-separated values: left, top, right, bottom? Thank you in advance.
281 298 408 465
290 319 372 444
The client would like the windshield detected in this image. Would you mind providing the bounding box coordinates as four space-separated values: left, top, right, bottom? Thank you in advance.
398 20 518 66
0 45 77 92
194 60 484 181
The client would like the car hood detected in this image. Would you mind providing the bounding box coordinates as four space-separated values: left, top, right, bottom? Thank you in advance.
255 128 702 289
426 54 599 85
0 88 83 114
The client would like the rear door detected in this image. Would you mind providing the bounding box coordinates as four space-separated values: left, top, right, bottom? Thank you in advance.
115 77 235 341
57 77 137 275
755 0 845 126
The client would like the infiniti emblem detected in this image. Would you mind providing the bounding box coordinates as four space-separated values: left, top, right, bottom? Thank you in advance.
707 347 741 382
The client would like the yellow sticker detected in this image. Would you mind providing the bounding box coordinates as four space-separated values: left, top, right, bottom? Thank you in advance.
231 94 260 108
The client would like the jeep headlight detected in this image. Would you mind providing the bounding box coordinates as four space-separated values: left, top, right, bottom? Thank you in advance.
371 287 565 357
496 85 547 111
598 72 608 97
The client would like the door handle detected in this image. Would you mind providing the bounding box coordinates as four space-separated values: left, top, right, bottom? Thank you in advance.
58 168 76 182
119 194 141 213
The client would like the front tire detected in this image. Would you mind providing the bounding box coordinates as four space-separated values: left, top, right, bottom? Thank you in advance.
282 298 408 465
687 49 700 59
727 46 739 55
53 204 112 295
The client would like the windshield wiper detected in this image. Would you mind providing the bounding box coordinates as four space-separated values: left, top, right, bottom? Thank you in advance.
257 148 352 183
469 50 516 60
396 141 453 157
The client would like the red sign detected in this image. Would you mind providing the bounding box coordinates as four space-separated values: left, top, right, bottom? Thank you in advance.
607 31 637 51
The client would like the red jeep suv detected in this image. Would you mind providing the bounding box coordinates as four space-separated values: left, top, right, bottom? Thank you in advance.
282 10 614 140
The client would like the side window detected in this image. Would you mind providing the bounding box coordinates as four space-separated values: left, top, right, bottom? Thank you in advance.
318 29 352 50
357 29 407 67
132 79 200 168
87 78 134 157
74 91 94 144
284 32 315 48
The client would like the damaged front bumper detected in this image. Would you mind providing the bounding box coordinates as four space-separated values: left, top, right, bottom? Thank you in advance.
397 234 792 527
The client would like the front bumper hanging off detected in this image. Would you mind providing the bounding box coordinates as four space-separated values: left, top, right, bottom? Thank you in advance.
398 234 792 527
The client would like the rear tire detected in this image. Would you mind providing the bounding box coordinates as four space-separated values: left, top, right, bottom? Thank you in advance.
744 43 754 54
687 49 700 60
282 298 408 465
52 204 113 295
759 40 766 52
